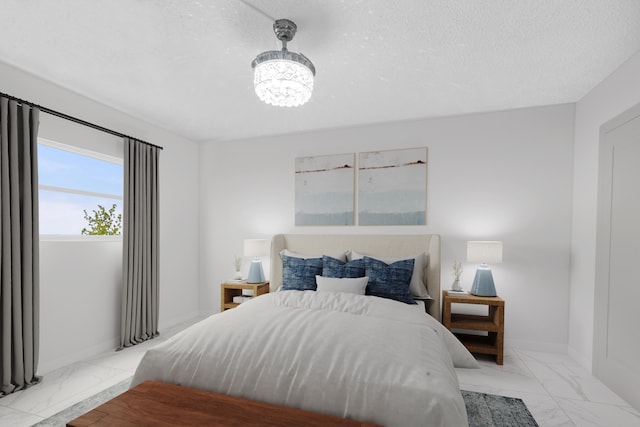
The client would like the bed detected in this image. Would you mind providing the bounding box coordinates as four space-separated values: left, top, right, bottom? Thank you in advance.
132 234 478 426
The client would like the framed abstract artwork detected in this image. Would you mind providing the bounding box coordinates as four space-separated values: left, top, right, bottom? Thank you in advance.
358 147 428 225
295 153 355 226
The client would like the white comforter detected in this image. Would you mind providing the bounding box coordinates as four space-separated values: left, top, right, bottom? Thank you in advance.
132 291 476 426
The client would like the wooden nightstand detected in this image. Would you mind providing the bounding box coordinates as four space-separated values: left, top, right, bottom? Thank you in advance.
441 290 505 365
220 281 269 312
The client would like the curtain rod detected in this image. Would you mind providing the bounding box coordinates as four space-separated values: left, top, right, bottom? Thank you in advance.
0 91 163 150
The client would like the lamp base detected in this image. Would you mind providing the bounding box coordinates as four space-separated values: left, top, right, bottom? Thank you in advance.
247 260 265 283
470 266 497 297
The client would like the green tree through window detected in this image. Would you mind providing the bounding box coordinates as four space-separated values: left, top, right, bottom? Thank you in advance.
81 204 122 235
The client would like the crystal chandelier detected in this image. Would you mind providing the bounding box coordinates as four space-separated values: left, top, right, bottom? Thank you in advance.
251 19 316 107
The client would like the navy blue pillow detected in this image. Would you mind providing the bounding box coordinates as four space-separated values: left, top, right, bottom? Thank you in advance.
364 256 416 304
281 255 323 291
322 256 366 278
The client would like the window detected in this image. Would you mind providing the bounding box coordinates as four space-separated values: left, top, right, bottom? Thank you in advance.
38 138 123 236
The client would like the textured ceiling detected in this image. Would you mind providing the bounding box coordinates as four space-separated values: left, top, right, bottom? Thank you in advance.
1 0 640 142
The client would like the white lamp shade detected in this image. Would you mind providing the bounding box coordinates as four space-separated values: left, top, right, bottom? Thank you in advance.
467 241 503 264
244 239 270 258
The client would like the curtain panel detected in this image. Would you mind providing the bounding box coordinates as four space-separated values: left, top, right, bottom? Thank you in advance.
119 138 160 349
0 96 41 396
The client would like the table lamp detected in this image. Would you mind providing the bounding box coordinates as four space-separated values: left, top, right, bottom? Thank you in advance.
244 239 270 283
467 241 503 297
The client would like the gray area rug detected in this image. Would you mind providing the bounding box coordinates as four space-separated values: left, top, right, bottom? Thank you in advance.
33 379 539 426
31 378 131 427
462 389 539 427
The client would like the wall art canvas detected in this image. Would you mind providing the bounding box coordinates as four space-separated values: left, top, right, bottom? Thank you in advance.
358 147 427 225
295 153 355 226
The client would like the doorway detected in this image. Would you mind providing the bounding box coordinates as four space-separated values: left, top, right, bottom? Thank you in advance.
594 102 640 410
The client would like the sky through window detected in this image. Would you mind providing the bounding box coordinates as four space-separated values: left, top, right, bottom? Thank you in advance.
38 144 123 235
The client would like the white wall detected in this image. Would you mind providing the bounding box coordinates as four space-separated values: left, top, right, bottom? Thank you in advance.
569 49 640 370
40 239 122 372
200 104 575 351
1 61 201 373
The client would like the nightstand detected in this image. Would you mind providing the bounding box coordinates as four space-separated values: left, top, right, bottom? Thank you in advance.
441 290 505 365
220 281 269 312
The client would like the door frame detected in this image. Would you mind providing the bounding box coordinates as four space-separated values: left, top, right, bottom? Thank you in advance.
594 102 640 410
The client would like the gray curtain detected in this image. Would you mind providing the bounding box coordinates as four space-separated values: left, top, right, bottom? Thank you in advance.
0 96 41 396
119 138 160 349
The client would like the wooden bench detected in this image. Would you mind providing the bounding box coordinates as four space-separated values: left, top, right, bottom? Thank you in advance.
67 380 380 426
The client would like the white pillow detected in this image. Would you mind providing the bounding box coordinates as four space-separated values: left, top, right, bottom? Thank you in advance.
280 249 347 262
347 251 430 299
315 275 368 295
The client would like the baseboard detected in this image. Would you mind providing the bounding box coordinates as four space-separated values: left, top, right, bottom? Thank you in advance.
508 340 594 373
159 311 204 333
39 310 202 375
508 340 593 373
568 345 593 373
39 337 119 375
506 338 568 354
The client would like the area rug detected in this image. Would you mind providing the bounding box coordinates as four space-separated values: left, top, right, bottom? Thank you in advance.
34 380 538 426
462 390 539 427
31 378 131 427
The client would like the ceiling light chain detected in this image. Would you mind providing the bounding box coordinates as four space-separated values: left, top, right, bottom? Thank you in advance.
251 19 315 107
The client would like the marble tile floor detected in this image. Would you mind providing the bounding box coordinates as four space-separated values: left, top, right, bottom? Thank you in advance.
457 350 640 426
0 319 638 427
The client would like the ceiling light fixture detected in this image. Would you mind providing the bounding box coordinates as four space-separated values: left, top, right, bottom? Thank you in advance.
251 19 315 107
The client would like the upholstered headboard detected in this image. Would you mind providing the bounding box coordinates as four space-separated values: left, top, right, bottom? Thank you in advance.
270 234 441 320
